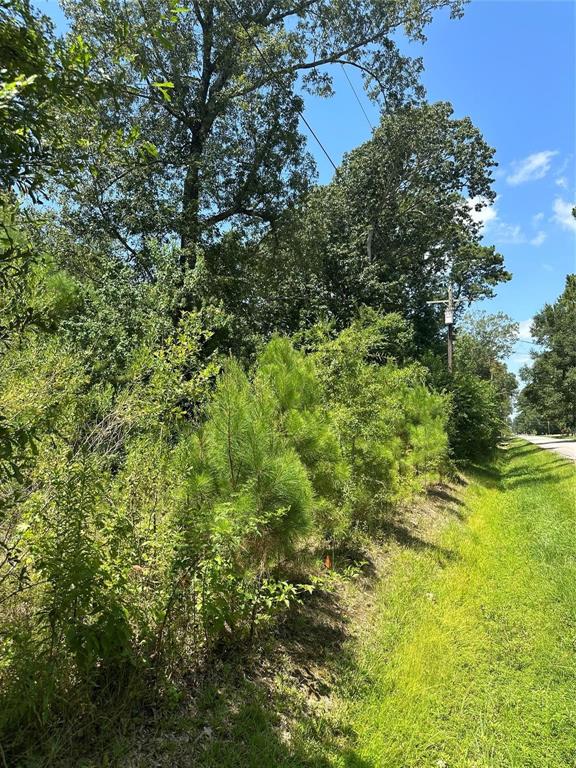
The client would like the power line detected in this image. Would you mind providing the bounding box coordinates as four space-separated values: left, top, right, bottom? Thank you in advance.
340 63 373 130
219 0 339 172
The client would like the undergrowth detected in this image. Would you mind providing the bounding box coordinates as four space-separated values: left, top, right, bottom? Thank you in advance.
108 440 576 768
0 313 450 765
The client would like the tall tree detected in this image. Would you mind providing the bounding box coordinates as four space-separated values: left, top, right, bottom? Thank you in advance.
456 312 518 375
216 102 510 349
455 310 518 419
55 0 465 272
516 274 576 434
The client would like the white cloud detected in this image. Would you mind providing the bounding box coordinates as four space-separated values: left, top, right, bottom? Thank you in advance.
518 319 533 341
467 196 497 230
491 221 526 245
552 198 576 232
555 156 574 190
527 213 547 245
541 263 554 272
530 231 546 247
466 198 547 247
506 150 558 186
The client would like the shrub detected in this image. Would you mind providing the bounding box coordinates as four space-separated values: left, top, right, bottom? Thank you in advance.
313 313 450 529
168 359 315 645
447 372 502 461
0 312 451 757
256 337 349 536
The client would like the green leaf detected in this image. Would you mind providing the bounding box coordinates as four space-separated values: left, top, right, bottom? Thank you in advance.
140 140 159 158
151 81 175 102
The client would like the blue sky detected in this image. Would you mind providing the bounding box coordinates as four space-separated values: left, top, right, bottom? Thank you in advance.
39 0 576 376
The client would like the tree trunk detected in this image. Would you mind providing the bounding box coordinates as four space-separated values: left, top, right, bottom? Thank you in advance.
180 138 203 266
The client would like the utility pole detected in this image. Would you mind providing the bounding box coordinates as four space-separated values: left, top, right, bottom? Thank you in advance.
427 286 462 373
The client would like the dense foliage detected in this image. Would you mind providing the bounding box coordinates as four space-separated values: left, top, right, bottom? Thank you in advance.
0 311 450 755
445 312 518 460
0 0 519 761
515 275 576 434
194 102 511 352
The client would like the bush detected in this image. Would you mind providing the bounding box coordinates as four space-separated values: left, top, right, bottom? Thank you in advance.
447 372 502 461
165 358 315 646
313 314 450 529
256 337 349 536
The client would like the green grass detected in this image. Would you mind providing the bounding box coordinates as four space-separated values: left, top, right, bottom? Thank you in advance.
335 440 576 767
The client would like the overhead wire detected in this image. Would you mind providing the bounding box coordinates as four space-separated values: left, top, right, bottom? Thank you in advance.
219 0 339 172
340 62 373 130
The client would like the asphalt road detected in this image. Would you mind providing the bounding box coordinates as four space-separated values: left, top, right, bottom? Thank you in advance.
518 434 576 461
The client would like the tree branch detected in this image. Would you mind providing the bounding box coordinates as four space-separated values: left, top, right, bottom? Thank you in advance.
203 205 273 227
227 1 442 99
336 58 388 100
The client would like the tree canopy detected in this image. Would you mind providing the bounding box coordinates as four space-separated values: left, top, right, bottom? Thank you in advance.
53 0 465 268
200 102 510 351
516 274 576 434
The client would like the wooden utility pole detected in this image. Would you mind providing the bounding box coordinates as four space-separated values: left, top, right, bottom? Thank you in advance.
427 286 461 373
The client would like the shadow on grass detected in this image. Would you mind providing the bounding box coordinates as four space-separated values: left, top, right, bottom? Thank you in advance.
505 443 542 458
465 461 502 490
505 460 574 490
158 677 366 768
427 486 465 508
427 487 466 521
493 440 575 491
460 438 570 491
507 454 567 470
107 588 374 768
379 520 458 564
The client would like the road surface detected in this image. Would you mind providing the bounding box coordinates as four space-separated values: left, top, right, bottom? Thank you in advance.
518 434 576 461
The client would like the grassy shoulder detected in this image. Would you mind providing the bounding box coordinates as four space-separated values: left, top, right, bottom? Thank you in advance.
66 441 576 767
336 439 576 768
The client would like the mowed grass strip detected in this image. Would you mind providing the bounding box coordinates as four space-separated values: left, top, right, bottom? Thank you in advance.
339 440 576 768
